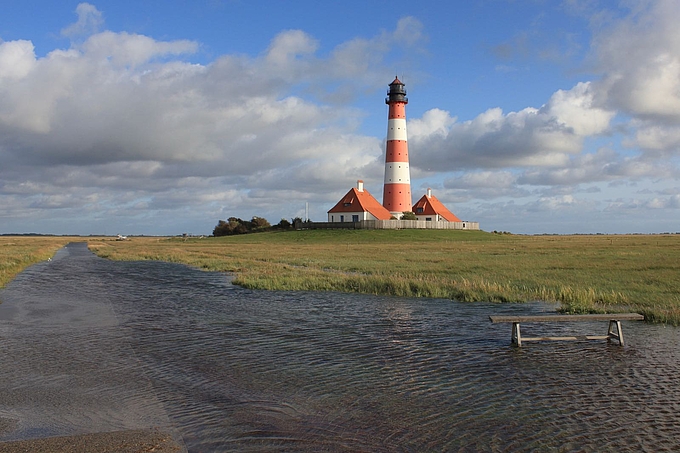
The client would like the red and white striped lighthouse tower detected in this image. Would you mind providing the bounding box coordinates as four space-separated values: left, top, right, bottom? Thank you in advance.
382 76 412 217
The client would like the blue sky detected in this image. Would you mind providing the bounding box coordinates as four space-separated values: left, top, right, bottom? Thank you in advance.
1 0 679 235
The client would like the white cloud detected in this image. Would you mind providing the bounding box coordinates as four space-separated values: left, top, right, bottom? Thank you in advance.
535 194 577 210
444 171 517 190
0 40 36 80
392 16 426 47
438 170 525 202
592 0 680 124
627 121 680 153
408 108 455 139
408 81 615 172
541 81 614 136
605 190 680 212
264 29 318 70
61 3 103 38
82 31 198 67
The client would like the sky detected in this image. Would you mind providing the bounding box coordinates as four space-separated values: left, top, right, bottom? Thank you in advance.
1 0 680 235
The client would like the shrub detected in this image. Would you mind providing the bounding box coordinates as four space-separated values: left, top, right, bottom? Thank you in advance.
213 216 271 236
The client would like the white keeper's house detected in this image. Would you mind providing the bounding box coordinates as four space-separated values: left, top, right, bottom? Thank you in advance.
327 180 392 223
412 188 461 222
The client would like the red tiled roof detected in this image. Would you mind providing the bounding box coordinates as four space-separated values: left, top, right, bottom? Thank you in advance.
412 193 461 222
328 187 393 220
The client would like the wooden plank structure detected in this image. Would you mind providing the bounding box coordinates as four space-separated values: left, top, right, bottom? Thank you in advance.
489 313 645 347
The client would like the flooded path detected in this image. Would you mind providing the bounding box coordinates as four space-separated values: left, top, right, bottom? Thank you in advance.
0 243 678 452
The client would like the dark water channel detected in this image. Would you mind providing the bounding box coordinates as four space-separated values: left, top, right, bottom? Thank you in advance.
0 243 678 452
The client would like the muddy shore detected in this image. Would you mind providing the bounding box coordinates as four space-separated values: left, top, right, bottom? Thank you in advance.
0 429 184 453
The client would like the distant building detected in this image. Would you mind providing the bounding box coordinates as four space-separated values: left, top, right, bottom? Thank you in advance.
412 188 461 222
327 180 392 222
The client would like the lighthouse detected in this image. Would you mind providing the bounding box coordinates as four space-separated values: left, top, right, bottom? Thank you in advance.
382 77 412 217
327 76 479 229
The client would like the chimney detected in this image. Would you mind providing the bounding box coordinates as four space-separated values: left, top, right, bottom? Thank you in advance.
427 188 432 198
357 180 364 192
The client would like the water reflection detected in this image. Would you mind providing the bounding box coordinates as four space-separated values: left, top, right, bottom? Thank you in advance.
0 242 678 452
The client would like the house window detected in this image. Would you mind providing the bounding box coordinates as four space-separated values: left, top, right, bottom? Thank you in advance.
426 217 432 221
352 215 359 222
340 215 344 222
331 215 334 222
344 202 351 207
416 207 424 214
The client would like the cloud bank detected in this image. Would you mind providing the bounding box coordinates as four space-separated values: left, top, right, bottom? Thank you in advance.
407 0 680 233
1 6 430 233
1 1 679 234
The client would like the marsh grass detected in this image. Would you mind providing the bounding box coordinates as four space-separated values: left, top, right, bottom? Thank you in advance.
0 237 76 288
87 230 680 324
5 233 677 322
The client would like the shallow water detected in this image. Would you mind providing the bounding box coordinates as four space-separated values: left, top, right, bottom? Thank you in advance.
0 242 678 452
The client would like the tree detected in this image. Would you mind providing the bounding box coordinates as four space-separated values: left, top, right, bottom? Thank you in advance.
401 211 417 220
250 216 270 229
275 218 291 229
213 216 272 236
212 220 230 236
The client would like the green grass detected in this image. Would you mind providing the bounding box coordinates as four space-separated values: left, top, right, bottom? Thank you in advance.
2 233 678 324
0 237 77 288
87 230 680 325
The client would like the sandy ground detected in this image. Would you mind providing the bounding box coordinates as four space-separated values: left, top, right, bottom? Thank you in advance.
0 429 185 453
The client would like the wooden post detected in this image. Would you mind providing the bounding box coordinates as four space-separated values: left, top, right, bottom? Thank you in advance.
512 322 522 347
607 320 625 346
